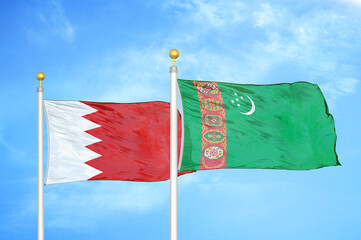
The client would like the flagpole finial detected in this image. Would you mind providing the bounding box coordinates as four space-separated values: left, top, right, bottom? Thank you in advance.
36 72 45 87
169 49 179 66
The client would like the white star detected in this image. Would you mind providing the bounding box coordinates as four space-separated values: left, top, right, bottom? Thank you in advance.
241 96 244 99
237 104 240 107
231 100 234 103
236 98 239 101
234 93 237 96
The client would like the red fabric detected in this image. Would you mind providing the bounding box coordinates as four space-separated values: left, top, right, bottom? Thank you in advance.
81 101 190 182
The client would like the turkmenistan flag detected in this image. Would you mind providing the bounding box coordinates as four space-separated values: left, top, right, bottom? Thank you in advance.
177 79 339 172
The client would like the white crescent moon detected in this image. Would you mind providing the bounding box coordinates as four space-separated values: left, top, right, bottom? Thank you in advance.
240 95 255 115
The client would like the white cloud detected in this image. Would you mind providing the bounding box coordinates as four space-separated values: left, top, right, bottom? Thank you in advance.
0 127 26 161
165 0 246 28
85 0 360 109
44 182 168 229
247 2 360 110
29 0 75 43
86 47 172 103
332 0 361 7
253 2 284 28
41 0 359 116
320 77 359 107
338 78 359 93
5 181 169 231
178 170 295 224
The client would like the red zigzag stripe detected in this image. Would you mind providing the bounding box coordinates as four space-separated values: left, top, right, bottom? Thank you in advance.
81 101 188 182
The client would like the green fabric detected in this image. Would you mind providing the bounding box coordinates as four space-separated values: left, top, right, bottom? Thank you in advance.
178 79 339 171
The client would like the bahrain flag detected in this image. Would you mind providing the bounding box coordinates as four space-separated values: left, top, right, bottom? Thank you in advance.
44 100 187 185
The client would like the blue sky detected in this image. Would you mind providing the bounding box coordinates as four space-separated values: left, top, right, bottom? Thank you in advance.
1 0 361 239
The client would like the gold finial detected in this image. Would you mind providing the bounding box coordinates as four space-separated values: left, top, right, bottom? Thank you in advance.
169 49 179 66
36 72 45 86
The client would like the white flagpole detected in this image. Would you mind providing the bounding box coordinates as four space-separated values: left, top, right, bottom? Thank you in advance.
37 72 45 240
169 49 179 240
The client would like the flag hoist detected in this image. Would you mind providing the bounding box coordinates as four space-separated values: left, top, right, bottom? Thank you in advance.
169 49 179 240
37 72 45 240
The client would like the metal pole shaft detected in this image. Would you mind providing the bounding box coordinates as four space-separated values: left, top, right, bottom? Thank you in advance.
37 86 44 240
170 65 178 240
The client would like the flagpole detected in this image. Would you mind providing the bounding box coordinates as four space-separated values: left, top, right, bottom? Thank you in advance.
37 72 45 240
169 49 179 240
